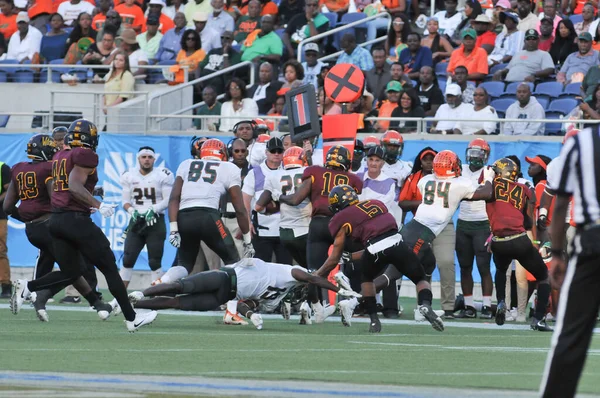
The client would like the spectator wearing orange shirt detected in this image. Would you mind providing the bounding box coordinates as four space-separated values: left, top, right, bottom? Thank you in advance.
114 0 145 33
28 0 53 34
0 0 18 41
374 81 401 131
319 0 348 15
472 14 496 54
142 0 176 33
447 28 489 82
239 0 278 16
91 0 111 31
398 147 437 220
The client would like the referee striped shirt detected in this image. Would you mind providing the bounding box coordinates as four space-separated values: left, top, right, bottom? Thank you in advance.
550 126 600 226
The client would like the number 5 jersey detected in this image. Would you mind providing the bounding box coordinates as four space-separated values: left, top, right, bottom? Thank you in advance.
121 166 174 214
176 159 241 210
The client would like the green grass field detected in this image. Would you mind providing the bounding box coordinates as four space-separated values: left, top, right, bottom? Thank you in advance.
1 297 600 397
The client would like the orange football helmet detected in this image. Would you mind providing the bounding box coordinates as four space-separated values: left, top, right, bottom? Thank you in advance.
254 118 269 134
200 139 228 161
433 150 462 178
257 133 271 143
283 147 307 170
466 138 490 168
381 130 404 162
363 135 380 149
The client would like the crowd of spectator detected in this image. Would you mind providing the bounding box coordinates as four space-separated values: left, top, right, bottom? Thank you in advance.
1 0 599 133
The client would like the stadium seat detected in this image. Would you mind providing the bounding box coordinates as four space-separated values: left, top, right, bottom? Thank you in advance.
69 69 88 82
561 82 582 97
338 12 367 27
323 12 338 30
489 63 508 75
147 69 164 84
544 113 563 135
548 98 579 115
13 69 35 83
502 81 534 97
39 68 61 83
569 14 584 24
537 97 549 110
490 98 516 114
479 81 505 98
438 79 446 93
0 115 8 127
435 62 448 77
0 71 6 83
157 60 176 66
533 82 563 99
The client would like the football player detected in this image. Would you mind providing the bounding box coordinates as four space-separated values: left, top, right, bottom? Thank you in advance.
380 130 413 195
486 158 552 332
455 138 493 319
119 146 174 288
316 184 443 333
351 139 364 172
10 119 157 332
279 145 363 324
129 257 360 330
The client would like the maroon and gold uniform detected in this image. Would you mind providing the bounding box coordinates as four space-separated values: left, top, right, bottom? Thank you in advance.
51 148 98 213
302 165 363 217
10 162 53 222
486 177 533 238
329 200 397 246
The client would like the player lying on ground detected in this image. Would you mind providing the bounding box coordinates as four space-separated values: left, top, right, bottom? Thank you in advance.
129 257 361 329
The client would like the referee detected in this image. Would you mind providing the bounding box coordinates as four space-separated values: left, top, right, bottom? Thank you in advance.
540 126 600 397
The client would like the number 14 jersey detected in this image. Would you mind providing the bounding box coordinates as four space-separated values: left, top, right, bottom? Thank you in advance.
414 175 478 236
264 167 312 230
176 159 241 210
121 167 174 213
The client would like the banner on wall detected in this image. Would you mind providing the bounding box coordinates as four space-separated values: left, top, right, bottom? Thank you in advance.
2 133 561 282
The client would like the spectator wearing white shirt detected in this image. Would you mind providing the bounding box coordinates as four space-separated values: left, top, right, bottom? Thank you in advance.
7 12 42 63
488 11 524 66
220 77 259 131
193 11 221 53
164 0 186 20
424 0 464 39
454 87 498 135
57 0 95 27
206 0 234 35
117 28 149 75
429 83 474 134
503 82 545 135
301 43 325 90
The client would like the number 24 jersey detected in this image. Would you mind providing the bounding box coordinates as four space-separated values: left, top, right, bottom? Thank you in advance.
120 167 174 213
414 175 478 236
176 159 241 210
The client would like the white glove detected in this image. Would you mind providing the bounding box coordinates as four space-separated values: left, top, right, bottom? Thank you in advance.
338 288 362 298
250 313 263 330
270 189 282 202
334 271 352 291
98 203 117 218
243 242 255 258
482 166 496 183
169 231 181 247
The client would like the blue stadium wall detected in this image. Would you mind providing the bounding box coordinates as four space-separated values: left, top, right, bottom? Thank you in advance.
2 133 561 282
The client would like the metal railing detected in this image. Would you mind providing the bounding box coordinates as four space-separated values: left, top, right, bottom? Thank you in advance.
147 61 256 131
0 63 188 84
297 12 392 63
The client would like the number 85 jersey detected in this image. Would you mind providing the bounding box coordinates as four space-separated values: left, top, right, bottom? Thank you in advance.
121 167 174 214
176 159 241 210
414 175 479 236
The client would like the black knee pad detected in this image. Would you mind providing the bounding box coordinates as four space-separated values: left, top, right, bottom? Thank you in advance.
148 257 162 271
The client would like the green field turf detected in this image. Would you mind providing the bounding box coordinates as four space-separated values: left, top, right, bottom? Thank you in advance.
1 302 600 397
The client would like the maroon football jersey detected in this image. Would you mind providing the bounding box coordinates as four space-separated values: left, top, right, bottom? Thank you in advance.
486 178 533 237
329 199 398 246
302 165 363 217
10 161 53 221
51 147 99 214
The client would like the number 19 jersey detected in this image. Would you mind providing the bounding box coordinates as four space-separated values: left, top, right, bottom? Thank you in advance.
414 175 478 236
264 167 312 229
176 159 241 210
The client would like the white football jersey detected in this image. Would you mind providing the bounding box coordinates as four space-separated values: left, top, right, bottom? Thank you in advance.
176 159 241 210
383 159 413 194
457 165 488 222
121 167 174 213
242 162 281 237
264 166 312 231
414 174 478 236
229 258 304 313
248 141 267 168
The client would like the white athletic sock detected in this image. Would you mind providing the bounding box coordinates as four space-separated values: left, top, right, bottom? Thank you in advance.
482 296 492 307
474 302 483 311
160 266 188 284
226 300 238 313
375 292 382 305
119 267 133 282
464 295 474 308
150 269 163 283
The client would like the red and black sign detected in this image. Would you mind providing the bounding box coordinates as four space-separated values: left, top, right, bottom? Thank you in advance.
324 64 365 104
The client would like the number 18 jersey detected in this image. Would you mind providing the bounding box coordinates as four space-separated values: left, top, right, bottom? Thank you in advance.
302 165 363 217
176 159 241 210
414 175 478 236
264 167 312 229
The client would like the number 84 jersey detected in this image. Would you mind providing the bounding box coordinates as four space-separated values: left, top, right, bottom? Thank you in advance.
121 167 175 214
176 159 241 210
264 167 312 229
414 175 479 236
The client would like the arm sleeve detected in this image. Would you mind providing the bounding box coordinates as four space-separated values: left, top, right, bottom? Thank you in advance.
271 36 283 55
227 164 242 189
176 160 188 179
72 148 99 168
241 169 255 196
155 34 167 59
482 107 498 134
154 169 175 213
476 50 489 74
120 72 136 98
541 52 556 70
524 104 545 136
120 172 132 206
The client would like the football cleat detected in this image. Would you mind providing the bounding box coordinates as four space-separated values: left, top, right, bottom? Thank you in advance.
418 304 445 332
333 272 352 291
95 301 114 321
109 298 122 316
10 279 30 315
125 310 158 332
299 301 312 325
455 306 477 319
128 291 145 304
531 317 553 332
250 313 263 330
223 310 248 325
339 298 358 327
312 302 336 323
280 301 291 320
495 300 507 326
414 308 445 322
480 306 493 319
369 316 382 333
32 289 52 322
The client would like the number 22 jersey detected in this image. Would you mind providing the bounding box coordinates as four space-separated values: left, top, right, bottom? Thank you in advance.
264 167 312 230
414 175 478 236
176 159 241 210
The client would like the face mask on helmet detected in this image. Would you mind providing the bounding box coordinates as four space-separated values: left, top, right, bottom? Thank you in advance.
351 148 364 171
383 143 402 164
466 147 488 168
